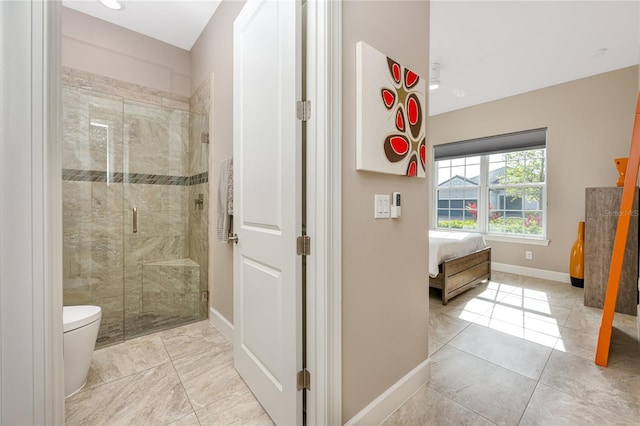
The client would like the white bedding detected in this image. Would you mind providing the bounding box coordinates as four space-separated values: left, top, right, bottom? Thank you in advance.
429 230 487 277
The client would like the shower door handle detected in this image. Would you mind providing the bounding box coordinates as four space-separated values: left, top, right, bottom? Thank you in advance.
132 207 138 233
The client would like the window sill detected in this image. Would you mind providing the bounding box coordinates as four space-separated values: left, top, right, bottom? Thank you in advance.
431 228 550 246
484 234 550 246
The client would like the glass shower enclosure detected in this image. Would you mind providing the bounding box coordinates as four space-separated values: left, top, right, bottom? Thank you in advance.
62 68 209 346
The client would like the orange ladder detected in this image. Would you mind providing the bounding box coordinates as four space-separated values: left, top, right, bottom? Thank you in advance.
595 93 640 367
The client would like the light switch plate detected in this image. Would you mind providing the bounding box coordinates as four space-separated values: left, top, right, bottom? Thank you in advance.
374 194 390 219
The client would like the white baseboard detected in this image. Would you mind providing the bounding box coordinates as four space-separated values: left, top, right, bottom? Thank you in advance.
344 358 431 426
209 306 234 342
492 262 571 284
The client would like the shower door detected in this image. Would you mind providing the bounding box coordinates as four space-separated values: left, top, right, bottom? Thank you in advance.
62 84 126 347
122 99 204 339
62 72 208 346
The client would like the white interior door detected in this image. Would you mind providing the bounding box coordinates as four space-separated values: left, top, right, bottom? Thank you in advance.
233 1 302 425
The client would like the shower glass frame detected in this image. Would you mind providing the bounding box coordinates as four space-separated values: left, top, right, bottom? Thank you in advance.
61 69 209 347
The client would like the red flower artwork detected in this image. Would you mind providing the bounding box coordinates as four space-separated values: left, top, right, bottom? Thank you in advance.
380 58 426 177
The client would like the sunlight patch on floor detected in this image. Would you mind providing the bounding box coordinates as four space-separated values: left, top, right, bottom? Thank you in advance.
458 280 563 349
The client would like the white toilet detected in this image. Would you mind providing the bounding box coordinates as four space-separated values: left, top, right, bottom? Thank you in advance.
63 305 101 398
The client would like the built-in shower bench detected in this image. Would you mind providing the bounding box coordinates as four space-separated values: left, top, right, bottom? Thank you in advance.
141 258 201 317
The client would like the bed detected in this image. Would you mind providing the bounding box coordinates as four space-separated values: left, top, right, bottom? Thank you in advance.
429 230 491 305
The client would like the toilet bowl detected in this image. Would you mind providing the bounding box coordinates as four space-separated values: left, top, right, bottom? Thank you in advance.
63 305 101 398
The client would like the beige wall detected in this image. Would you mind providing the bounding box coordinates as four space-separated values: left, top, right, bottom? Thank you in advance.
342 0 430 421
190 0 246 323
63 0 433 420
62 7 192 98
193 3 432 420
430 66 639 274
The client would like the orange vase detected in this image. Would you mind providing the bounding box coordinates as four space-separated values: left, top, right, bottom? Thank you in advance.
615 157 628 187
569 221 584 288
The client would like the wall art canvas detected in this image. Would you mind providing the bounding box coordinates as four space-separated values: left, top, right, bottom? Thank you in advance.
356 41 427 177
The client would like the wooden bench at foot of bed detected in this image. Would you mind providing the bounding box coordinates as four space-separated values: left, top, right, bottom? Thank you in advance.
429 246 491 305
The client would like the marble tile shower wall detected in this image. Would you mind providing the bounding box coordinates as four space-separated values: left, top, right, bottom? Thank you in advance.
62 68 210 347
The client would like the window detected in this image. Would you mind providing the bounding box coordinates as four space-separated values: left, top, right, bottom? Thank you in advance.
434 129 547 239
436 156 480 230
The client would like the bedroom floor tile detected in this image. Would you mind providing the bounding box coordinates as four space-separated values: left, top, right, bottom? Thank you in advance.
428 338 446 356
488 271 529 287
606 327 640 376
391 273 640 425
564 303 638 335
554 325 599 361
429 290 496 323
474 303 561 349
430 345 536 425
497 293 573 325
465 280 516 303
449 323 553 380
428 310 472 344
382 385 495 426
540 350 640 420
519 383 638 426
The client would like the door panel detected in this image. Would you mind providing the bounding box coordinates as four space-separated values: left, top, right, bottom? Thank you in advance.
233 0 302 424
240 257 283 383
122 99 200 339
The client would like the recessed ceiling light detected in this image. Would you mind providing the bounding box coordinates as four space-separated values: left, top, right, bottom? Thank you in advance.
99 0 123 11
429 63 441 90
452 88 466 98
594 47 608 57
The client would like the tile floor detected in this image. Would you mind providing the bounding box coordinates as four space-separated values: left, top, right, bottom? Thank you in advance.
384 271 640 426
65 320 274 425
67 271 640 425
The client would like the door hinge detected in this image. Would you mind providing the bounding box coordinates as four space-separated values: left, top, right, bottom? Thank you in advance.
201 291 209 302
297 368 311 391
296 100 311 121
296 235 311 256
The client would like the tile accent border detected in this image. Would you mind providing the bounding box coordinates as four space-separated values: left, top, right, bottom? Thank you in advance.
189 172 208 186
62 169 208 186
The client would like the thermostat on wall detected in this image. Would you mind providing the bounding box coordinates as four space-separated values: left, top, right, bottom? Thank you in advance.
391 192 401 218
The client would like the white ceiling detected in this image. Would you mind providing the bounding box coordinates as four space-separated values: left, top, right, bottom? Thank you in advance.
62 0 221 51
61 1 640 116
430 0 640 116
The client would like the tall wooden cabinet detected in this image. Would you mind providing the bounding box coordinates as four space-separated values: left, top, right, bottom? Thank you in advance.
584 187 639 316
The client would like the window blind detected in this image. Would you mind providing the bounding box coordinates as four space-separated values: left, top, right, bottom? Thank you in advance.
434 128 547 161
